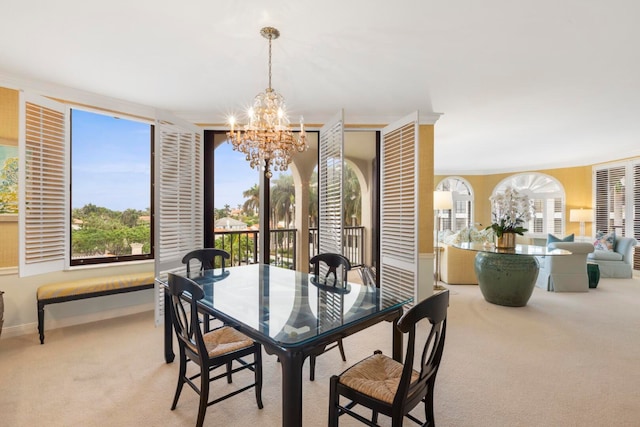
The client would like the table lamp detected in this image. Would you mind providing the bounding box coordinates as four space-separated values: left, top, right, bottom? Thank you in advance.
569 208 593 239
433 191 453 283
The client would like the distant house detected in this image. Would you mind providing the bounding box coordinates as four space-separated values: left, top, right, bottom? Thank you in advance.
214 217 247 231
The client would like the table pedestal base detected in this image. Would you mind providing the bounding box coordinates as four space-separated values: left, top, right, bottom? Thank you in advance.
474 252 539 307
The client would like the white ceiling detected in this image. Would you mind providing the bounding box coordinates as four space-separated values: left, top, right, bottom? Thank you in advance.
2 0 639 174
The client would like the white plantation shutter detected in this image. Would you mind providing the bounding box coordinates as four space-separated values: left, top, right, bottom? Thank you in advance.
594 165 626 236
380 112 418 305
318 110 344 257
594 161 639 272
19 93 68 276
154 114 203 325
633 163 640 270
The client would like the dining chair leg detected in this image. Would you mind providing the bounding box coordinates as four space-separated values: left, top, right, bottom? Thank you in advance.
425 382 435 425
309 355 317 381
196 364 209 427
337 339 346 361
328 376 339 427
171 352 187 410
254 344 264 409
226 361 233 383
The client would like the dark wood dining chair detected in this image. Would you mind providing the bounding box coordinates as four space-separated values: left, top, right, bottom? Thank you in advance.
182 248 231 331
308 252 352 381
182 248 230 275
328 289 449 427
167 273 263 427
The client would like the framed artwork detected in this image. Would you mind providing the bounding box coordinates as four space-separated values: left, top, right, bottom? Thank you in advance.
0 144 18 216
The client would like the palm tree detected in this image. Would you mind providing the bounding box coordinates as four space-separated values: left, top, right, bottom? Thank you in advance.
270 174 295 228
308 170 318 228
343 164 361 226
242 184 260 216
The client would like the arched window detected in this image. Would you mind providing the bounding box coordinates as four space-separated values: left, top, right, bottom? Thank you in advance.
436 177 474 231
493 173 565 236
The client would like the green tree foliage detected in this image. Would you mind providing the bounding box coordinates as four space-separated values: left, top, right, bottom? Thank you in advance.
343 164 362 225
214 233 255 265
72 204 150 258
236 164 362 230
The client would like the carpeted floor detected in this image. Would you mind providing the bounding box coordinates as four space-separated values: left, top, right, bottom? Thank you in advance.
1 277 639 426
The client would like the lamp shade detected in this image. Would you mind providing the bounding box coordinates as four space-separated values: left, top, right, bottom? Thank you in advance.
433 191 453 210
569 208 593 223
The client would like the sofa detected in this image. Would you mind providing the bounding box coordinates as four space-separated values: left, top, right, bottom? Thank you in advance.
535 242 595 292
587 236 638 278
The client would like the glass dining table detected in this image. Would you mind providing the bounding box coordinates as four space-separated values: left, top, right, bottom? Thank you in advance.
157 263 412 427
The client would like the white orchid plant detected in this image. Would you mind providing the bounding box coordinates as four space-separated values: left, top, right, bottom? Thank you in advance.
486 187 536 237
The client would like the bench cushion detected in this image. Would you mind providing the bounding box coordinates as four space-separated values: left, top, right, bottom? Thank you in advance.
37 272 154 301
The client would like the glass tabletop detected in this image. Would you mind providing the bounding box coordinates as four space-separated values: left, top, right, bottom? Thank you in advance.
453 242 571 256
182 264 411 348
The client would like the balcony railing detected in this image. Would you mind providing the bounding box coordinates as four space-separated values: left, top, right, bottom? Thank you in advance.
308 226 364 267
214 226 364 269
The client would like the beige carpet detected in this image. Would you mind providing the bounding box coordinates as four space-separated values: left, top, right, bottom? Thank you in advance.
1 277 639 426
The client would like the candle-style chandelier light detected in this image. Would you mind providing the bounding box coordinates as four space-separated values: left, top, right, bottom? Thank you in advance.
227 26 307 179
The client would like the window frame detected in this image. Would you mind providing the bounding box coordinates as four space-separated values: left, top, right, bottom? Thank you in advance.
436 176 474 232
593 160 638 239
492 172 565 237
69 107 155 266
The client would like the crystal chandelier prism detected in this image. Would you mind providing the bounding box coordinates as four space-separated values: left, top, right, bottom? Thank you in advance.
227 27 307 179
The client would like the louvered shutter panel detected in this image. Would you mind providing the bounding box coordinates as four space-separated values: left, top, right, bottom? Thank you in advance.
318 111 344 257
19 93 68 276
380 112 418 305
594 166 626 236
154 114 203 326
633 163 640 270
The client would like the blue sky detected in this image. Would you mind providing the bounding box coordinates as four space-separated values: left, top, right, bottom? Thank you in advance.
214 143 260 209
72 110 151 211
71 109 273 212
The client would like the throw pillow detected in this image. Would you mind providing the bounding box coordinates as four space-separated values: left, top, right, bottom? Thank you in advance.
547 233 574 248
593 230 615 251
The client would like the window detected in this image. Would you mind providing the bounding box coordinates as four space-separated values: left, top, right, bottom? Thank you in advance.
594 161 639 230
70 109 153 265
493 173 564 236
594 160 640 271
436 177 474 231
594 165 627 237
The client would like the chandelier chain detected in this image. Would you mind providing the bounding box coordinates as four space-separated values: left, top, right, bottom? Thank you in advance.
268 34 272 90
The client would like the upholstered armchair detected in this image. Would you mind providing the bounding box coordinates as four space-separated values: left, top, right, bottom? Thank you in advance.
440 243 478 285
536 242 595 292
587 236 638 278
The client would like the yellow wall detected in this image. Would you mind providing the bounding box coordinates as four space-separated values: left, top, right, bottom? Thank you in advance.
0 87 19 141
436 165 593 238
419 125 435 253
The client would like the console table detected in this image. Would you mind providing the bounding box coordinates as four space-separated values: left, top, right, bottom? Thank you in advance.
454 243 570 307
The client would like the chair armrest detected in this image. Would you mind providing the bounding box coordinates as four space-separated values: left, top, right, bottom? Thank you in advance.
614 237 638 264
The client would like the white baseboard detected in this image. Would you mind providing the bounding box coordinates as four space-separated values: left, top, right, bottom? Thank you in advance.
0 302 155 340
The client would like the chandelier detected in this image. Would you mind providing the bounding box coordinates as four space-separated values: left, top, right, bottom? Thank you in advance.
227 26 307 179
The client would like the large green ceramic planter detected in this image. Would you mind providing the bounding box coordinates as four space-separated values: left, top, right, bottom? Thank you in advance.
474 252 539 307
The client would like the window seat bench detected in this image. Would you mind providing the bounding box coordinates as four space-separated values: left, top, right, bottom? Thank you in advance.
36 271 155 344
